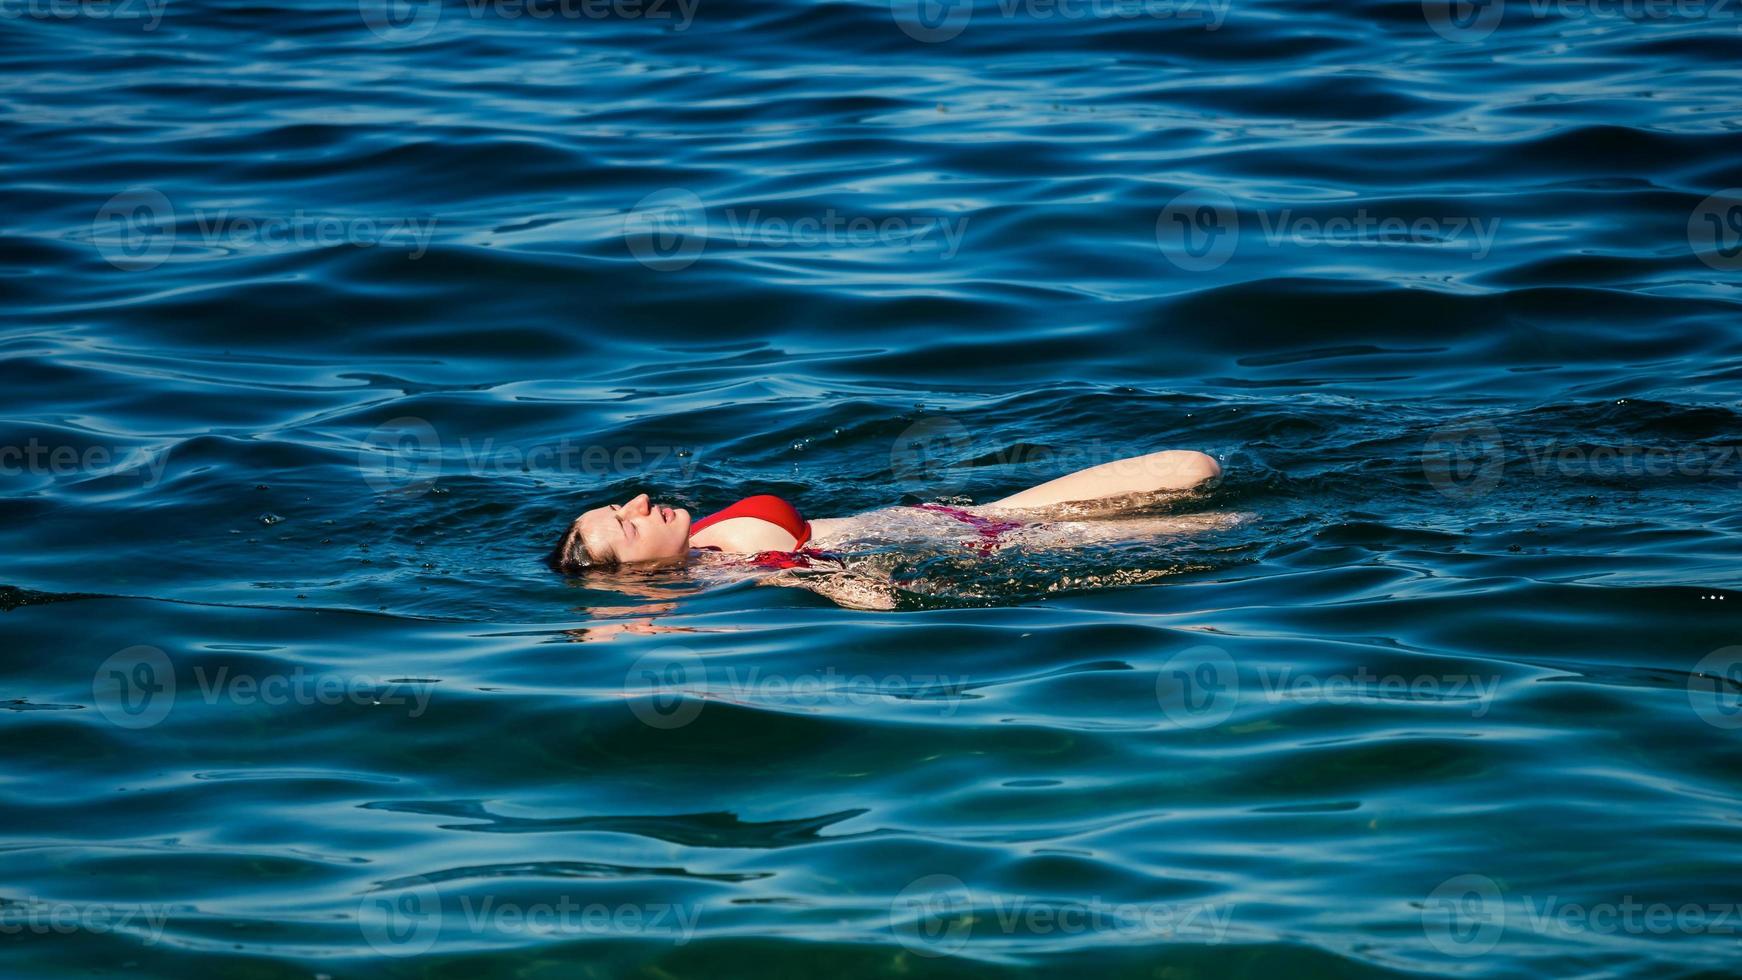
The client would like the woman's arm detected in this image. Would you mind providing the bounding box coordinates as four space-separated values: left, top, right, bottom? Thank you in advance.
986 450 1219 510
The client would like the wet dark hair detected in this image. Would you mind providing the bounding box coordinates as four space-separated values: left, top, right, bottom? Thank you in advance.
547 520 617 575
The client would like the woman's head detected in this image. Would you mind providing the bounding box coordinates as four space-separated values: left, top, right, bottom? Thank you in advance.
549 493 692 573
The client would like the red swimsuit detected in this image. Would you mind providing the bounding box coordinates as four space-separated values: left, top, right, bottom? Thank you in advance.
689 494 811 547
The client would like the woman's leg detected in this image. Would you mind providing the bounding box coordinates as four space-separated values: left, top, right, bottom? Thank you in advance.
986 450 1219 510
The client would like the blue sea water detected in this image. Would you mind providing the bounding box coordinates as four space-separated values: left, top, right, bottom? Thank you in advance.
4 0 1742 975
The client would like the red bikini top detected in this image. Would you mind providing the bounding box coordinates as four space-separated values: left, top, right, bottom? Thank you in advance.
688 494 811 549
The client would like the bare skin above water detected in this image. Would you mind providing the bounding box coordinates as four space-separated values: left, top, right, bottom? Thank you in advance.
558 449 1237 619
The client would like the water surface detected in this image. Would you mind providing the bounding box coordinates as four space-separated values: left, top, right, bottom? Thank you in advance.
4 0 1742 976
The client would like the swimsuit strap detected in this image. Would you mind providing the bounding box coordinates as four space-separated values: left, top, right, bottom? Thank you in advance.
689 494 812 549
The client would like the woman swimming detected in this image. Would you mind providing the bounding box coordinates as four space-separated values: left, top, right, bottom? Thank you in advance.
549 449 1229 608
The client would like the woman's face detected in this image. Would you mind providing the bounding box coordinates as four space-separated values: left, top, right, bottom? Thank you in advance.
567 493 692 565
